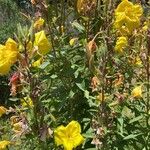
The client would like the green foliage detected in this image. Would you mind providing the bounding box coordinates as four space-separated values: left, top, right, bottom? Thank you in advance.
0 0 150 150
0 0 23 43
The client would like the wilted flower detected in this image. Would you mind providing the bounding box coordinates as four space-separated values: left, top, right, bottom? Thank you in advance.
115 36 128 53
113 73 124 87
77 0 96 16
0 106 7 117
54 121 84 150
0 140 11 150
34 30 51 55
131 85 142 98
9 72 20 96
91 137 102 149
114 0 143 35
91 76 100 92
10 116 20 125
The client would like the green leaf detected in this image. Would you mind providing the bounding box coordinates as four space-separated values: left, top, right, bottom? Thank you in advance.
129 115 143 124
39 61 49 69
84 90 89 99
76 81 85 91
123 133 142 140
68 90 75 98
9 98 19 101
72 21 85 33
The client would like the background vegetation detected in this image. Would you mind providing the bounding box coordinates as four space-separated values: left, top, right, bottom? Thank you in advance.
0 0 150 150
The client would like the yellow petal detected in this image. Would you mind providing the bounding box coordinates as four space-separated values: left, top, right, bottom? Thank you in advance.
32 58 43 68
0 106 7 117
0 140 11 149
131 86 142 98
5 38 18 52
34 18 45 29
34 30 51 55
54 125 66 146
115 36 128 53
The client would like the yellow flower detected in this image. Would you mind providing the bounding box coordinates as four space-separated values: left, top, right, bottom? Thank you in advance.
69 38 78 46
21 97 33 108
13 122 23 133
115 36 128 53
142 18 150 31
54 121 84 150
114 0 143 35
0 38 18 75
0 140 11 150
32 58 43 68
0 106 7 117
34 30 51 55
34 17 45 29
135 56 142 66
10 116 20 125
131 85 142 98
5 38 18 52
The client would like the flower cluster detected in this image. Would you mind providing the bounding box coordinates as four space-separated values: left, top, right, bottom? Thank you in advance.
114 0 143 36
114 0 143 53
0 30 51 75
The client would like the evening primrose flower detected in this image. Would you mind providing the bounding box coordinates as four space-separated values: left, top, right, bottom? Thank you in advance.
54 121 84 150
0 38 18 75
0 140 11 150
114 0 143 35
0 106 7 117
34 30 51 55
34 17 45 29
115 36 128 53
131 85 142 98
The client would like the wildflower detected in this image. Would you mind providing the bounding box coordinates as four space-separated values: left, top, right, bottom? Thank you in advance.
0 38 18 75
54 121 84 150
69 38 78 46
12 120 28 136
0 140 11 150
134 56 142 66
115 36 128 53
0 106 7 117
21 97 33 108
10 116 20 125
131 85 142 98
114 0 143 35
34 30 51 55
34 17 45 29
32 58 43 68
